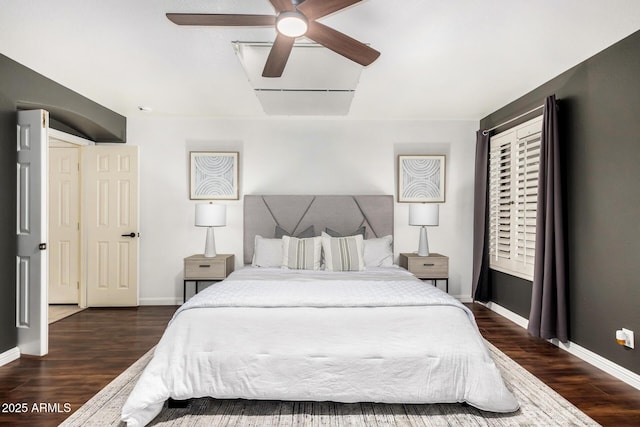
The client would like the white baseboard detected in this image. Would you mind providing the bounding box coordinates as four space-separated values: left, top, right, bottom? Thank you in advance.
139 297 182 306
549 338 640 391
0 347 20 367
483 301 529 328
482 301 640 391
455 295 473 303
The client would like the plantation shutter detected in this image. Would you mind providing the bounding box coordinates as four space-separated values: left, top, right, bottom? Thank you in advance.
488 116 542 280
514 123 541 271
489 132 512 265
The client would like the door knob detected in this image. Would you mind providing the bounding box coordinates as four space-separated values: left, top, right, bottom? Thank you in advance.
121 232 137 238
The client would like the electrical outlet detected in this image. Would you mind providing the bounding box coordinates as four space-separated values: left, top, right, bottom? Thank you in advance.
622 328 634 349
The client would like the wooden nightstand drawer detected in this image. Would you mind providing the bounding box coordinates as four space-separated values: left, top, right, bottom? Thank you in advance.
183 254 234 302
399 253 449 279
407 256 448 278
185 260 225 279
184 254 234 280
400 253 449 293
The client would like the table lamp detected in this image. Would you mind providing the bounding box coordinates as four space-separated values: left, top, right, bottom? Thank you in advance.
195 203 226 257
409 203 439 256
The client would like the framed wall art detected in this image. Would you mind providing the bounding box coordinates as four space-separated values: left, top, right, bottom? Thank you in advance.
397 154 446 202
190 151 239 200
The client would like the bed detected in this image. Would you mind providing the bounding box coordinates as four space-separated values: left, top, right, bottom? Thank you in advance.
121 195 518 426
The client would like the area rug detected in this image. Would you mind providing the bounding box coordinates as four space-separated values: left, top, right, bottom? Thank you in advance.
60 342 599 426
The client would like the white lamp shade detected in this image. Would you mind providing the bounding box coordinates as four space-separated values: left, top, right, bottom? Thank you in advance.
409 203 439 226
195 203 226 227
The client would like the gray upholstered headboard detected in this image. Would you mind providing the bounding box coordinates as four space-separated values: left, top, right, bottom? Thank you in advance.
244 195 394 264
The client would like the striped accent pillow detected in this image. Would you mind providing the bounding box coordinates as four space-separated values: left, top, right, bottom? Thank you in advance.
321 232 365 272
282 236 322 270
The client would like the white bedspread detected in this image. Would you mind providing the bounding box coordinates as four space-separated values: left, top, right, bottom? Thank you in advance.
175 267 470 311
122 267 518 426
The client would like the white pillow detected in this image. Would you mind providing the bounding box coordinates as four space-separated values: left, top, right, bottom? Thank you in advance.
282 235 322 270
321 232 365 272
363 235 394 267
251 235 283 268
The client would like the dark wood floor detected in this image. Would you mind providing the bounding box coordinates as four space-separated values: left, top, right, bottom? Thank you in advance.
0 306 176 426
469 303 640 426
0 304 639 426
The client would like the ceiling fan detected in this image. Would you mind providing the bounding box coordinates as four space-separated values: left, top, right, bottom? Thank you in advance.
166 0 380 78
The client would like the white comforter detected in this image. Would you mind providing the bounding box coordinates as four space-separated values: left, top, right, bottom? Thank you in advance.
121 267 518 426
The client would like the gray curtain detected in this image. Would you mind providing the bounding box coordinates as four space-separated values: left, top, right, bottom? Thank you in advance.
472 130 491 301
527 95 568 342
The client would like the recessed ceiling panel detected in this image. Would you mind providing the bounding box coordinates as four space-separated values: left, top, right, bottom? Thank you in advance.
234 41 362 115
234 42 363 90
255 90 354 115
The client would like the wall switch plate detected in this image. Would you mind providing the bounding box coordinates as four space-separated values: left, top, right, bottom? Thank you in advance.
622 328 635 349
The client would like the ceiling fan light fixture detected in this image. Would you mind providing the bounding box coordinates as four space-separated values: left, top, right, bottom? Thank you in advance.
276 11 308 37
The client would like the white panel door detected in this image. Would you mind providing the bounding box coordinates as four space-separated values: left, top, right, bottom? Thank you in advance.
84 145 139 306
16 109 49 356
49 147 80 304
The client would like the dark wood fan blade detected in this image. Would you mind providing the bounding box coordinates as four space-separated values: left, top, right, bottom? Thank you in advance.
262 34 296 77
305 21 380 66
297 0 361 20
166 13 275 26
269 0 295 13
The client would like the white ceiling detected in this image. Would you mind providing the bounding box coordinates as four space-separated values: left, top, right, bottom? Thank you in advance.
1 0 639 120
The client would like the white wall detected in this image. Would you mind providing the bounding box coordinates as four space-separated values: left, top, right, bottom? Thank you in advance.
127 117 478 304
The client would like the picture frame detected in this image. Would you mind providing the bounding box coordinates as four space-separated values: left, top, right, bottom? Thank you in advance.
397 154 446 202
190 151 239 200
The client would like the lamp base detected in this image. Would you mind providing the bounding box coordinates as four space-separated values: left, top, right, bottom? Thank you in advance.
204 227 217 258
417 225 430 256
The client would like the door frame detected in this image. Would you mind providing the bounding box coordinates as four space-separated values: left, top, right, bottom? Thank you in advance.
49 129 92 308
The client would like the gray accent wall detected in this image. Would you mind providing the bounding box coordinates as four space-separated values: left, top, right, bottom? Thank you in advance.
480 30 640 374
0 55 126 142
0 92 17 354
0 54 126 355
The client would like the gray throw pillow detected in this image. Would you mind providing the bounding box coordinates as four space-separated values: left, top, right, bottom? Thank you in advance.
275 224 315 238
324 226 366 238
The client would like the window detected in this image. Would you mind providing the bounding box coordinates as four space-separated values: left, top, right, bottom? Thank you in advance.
489 116 542 280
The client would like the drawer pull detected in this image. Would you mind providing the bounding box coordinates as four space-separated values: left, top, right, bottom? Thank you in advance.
423 263 435 266
199 265 211 268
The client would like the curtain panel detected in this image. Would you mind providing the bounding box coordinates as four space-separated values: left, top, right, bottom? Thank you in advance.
527 95 569 343
474 96 568 343
472 131 491 301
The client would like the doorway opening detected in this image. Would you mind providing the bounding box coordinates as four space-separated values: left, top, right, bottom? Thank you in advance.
17 110 140 356
47 129 89 323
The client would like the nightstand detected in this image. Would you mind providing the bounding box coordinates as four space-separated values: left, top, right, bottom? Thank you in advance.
183 254 234 302
399 252 449 293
